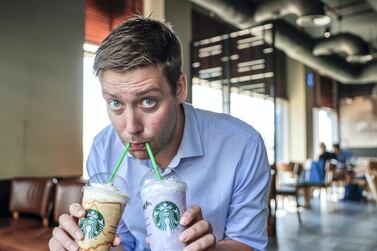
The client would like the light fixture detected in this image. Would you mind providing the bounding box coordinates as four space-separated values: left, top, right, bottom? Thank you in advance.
296 15 331 28
346 54 373 63
324 27 331 38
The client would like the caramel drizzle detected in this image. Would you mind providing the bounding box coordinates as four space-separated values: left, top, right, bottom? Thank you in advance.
79 241 112 251
83 200 123 212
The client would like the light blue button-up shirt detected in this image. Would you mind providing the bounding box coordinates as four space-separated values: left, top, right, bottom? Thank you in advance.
87 103 271 251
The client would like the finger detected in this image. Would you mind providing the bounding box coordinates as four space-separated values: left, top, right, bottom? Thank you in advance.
58 214 84 241
180 205 203 226
182 233 216 251
179 219 212 243
48 236 66 251
146 236 151 246
69 203 86 218
112 235 121 247
52 227 79 251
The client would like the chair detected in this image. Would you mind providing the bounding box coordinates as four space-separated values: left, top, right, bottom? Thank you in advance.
0 178 85 251
268 168 277 237
299 160 337 208
365 161 377 205
0 177 55 232
324 160 336 188
275 162 303 223
332 162 347 187
52 178 86 224
0 177 55 251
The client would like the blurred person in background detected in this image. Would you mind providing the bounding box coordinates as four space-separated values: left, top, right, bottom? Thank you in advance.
319 142 336 163
310 143 336 182
332 143 353 169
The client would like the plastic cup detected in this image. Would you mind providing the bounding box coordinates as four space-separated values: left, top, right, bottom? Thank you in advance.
139 169 187 251
77 173 128 251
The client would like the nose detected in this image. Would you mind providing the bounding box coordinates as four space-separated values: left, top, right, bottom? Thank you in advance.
124 109 143 135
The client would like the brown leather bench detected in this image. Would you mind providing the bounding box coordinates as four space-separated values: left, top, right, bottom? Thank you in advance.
0 177 55 233
0 178 85 251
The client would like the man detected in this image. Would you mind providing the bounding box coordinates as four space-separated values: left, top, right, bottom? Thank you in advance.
49 16 270 251
332 144 359 201
310 142 336 182
332 143 353 168
318 142 336 163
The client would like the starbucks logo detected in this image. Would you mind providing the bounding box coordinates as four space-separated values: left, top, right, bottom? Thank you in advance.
152 201 180 231
79 209 105 239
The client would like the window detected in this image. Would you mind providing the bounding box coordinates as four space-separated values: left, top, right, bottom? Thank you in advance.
276 99 289 163
192 82 223 113
192 83 289 164
230 91 275 164
313 107 339 157
83 47 110 178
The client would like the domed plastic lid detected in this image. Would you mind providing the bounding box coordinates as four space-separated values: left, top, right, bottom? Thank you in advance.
139 168 187 194
86 172 129 199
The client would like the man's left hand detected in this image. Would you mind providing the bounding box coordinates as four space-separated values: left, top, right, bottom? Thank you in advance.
179 205 216 251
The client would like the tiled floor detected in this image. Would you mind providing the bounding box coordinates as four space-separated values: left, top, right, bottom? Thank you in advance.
267 198 377 251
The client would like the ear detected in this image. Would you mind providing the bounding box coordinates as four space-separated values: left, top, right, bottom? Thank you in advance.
175 73 187 103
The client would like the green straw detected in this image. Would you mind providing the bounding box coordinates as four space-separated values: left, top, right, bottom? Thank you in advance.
145 142 162 181
108 143 131 183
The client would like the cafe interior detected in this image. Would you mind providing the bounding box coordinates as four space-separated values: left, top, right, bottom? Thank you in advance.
0 0 376 250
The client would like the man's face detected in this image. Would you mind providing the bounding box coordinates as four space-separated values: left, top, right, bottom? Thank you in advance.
333 147 340 154
99 66 186 159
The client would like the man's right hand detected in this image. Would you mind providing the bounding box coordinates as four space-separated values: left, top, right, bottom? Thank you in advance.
49 203 121 251
49 203 85 251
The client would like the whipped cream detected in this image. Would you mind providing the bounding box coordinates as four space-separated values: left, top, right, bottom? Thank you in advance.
140 178 187 198
83 183 128 204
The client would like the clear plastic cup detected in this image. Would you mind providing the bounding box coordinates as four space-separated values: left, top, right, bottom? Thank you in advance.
139 169 187 251
77 173 128 251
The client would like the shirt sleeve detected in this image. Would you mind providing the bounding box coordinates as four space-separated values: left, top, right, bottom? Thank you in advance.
224 133 271 251
86 140 104 177
86 139 137 251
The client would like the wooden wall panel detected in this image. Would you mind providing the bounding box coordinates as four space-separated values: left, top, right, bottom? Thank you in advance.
85 0 143 45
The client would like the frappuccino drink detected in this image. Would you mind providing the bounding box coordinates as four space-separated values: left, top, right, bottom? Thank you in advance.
140 170 187 251
77 174 128 251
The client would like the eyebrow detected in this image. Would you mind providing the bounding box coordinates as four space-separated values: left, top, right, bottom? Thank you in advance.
102 90 120 98
135 87 163 97
102 87 163 99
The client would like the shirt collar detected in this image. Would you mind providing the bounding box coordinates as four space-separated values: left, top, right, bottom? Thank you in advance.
168 102 204 168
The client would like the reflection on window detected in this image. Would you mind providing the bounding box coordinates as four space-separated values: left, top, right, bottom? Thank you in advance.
83 51 110 178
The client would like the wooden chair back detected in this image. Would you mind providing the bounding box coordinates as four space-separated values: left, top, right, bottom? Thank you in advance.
366 161 377 205
324 161 337 185
276 162 303 186
368 161 377 173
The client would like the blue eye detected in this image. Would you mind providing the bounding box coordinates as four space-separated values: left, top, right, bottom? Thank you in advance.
141 98 157 108
109 100 122 110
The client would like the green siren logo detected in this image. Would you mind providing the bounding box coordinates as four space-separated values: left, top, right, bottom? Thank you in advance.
79 209 105 239
152 201 180 231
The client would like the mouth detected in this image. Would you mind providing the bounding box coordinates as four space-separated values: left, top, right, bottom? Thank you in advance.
130 142 147 151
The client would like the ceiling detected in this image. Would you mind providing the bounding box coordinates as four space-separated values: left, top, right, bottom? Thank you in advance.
295 0 377 50
189 0 377 84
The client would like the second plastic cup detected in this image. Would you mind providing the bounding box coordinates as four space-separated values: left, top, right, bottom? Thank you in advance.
77 173 128 251
139 169 187 251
